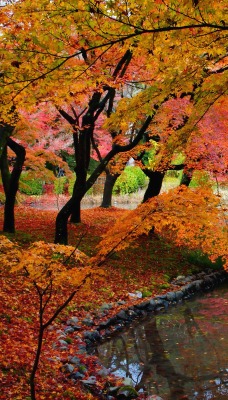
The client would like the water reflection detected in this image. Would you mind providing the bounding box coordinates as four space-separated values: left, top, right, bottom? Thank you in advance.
96 284 228 399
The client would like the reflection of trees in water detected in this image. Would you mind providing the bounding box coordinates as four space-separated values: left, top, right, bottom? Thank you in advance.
96 301 228 399
136 317 189 399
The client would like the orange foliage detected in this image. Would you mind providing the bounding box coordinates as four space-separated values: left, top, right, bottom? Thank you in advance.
11 240 90 287
97 186 228 270
0 0 227 395
0 234 105 399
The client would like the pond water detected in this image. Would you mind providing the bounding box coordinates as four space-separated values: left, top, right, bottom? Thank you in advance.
95 283 228 399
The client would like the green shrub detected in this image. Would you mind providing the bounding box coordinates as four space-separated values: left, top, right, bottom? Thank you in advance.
189 170 212 188
54 176 67 195
158 283 170 289
113 166 146 195
165 169 182 179
68 167 146 197
68 176 75 196
0 192 5 204
19 174 43 195
133 166 147 187
185 250 224 270
141 288 153 298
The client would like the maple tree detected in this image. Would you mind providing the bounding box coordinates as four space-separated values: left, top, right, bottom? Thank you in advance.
133 92 228 202
0 105 74 233
1 0 227 111
95 185 228 272
0 0 227 248
0 234 100 399
16 105 73 183
184 96 228 179
42 65 228 244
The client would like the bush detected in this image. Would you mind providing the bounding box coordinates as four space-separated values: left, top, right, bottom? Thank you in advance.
165 170 182 179
113 166 146 195
54 176 67 195
185 250 224 270
19 174 43 195
68 176 75 196
189 170 212 188
0 192 5 204
133 166 147 187
68 167 146 197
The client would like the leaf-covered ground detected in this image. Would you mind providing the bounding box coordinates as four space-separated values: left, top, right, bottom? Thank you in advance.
0 204 214 399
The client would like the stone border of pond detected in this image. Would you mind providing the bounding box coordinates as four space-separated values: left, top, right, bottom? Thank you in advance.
58 268 227 399
84 269 228 347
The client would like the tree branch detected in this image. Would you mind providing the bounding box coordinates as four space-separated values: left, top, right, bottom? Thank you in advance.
57 107 76 125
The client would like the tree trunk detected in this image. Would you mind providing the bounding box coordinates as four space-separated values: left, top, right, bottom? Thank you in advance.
3 138 25 233
55 116 152 244
143 170 165 203
70 173 87 223
55 196 75 244
100 171 119 208
180 171 192 186
0 145 10 194
70 198 81 223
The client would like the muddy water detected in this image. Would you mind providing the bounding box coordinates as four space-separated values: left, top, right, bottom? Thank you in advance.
96 283 228 399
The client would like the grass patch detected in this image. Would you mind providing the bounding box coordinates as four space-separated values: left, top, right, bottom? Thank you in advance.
185 250 224 270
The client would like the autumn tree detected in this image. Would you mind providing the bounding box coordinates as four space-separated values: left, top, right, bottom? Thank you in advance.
95 185 228 272
104 61 227 204
17 105 73 183
0 0 227 244
0 234 100 400
0 105 73 233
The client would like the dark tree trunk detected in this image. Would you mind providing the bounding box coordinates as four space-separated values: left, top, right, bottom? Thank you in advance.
0 145 10 194
143 170 165 203
70 172 87 223
69 123 93 223
142 164 186 203
180 171 192 186
55 116 152 244
3 138 26 233
100 171 119 208
55 197 75 244
70 198 81 223
0 125 13 193
58 93 101 224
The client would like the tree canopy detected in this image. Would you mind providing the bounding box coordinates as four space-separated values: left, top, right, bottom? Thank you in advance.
0 3 227 398
0 0 227 250
1 0 227 118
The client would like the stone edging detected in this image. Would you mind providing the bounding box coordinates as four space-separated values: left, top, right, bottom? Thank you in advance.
83 269 228 347
59 269 227 399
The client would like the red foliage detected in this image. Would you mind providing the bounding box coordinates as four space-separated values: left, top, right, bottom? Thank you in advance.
0 205 197 399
